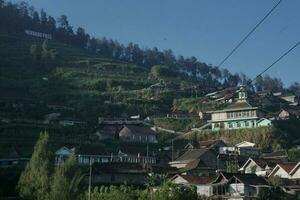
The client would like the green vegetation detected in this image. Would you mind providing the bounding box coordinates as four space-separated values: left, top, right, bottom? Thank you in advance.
173 97 227 112
182 127 281 149
154 117 201 132
86 182 198 200
18 132 53 200
17 132 84 200
180 119 300 149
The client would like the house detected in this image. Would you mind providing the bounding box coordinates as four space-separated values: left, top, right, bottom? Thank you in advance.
171 174 214 197
169 148 225 175
236 141 260 157
55 145 111 165
278 108 300 120
118 125 158 143
91 162 149 185
95 125 121 140
290 162 300 180
208 86 271 131
212 172 270 198
55 145 157 165
236 141 255 148
256 118 272 127
279 94 298 105
219 141 260 157
239 158 283 176
268 163 297 179
115 145 157 164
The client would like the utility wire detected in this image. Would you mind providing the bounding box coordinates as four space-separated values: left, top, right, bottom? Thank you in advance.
218 0 283 67
248 40 300 85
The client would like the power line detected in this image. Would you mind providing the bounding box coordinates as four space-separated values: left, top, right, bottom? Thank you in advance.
248 40 300 85
218 0 283 67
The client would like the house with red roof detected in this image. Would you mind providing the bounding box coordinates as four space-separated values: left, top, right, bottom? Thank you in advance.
268 163 298 179
171 174 214 197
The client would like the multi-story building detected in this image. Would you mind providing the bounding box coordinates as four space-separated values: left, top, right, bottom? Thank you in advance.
208 86 271 131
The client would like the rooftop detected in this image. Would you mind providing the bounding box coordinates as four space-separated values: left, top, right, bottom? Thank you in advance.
179 175 214 185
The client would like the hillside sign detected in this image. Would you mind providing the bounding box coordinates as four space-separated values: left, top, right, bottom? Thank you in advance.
24 30 52 40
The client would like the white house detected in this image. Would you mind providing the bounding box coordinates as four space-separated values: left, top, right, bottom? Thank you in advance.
268 163 297 179
171 175 214 197
290 162 300 180
239 158 282 176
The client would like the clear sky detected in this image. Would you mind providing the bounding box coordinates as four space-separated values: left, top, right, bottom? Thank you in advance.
13 0 300 86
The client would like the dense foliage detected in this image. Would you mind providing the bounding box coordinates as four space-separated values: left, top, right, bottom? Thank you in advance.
17 132 84 200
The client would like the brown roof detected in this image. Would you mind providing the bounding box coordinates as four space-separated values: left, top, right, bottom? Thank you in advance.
225 101 253 110
75 145 108 155
230 174 269 186
180 175 214 185
175 149 211 161
279 163 297 173
93 162 147 174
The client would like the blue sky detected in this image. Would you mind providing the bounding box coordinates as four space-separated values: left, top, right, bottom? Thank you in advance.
13 0 300 86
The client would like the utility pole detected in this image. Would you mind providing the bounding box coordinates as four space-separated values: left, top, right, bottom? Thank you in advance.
88 158 93 200
171 139 174 161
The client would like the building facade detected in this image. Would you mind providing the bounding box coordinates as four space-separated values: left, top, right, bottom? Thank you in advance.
208 86 271 131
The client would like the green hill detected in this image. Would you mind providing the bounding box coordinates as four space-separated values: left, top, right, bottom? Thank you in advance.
0 33 199 123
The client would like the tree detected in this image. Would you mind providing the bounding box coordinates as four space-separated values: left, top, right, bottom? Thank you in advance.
149 181 198 200
289 82 300 95
18 132 53 200
49 155 84 200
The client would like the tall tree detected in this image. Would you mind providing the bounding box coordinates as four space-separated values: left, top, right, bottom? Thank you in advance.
49 155 84 200
18 132 53 200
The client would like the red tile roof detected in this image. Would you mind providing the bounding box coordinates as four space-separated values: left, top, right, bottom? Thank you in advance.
279 163 297 173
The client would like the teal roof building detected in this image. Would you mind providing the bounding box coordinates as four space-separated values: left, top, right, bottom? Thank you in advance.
208 86 271 131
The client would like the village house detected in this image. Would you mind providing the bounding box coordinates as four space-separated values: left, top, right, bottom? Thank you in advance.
55 145 157 165
208 86 271 131
219 141 260 157
169 148 226 175
290 162 300 181
171 174 215 197
279 94 299 106
277 107 300 120
55 146 111 165
118 125 158 143
268 163 297 179
91 162 149 185
239 157 283 176
95 125 121 140
212 172 270 199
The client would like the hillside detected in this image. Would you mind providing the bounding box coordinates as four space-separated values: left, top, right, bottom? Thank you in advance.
0 33 201 123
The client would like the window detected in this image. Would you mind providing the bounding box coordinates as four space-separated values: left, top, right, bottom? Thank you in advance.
237 122 241 128
229 123 233 128
245 121 249 127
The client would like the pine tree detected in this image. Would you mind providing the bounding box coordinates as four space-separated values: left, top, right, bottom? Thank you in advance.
49 155 84 200
18 132 53 200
